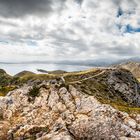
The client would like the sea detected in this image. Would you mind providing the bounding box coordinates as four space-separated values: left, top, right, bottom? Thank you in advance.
0 63 93 76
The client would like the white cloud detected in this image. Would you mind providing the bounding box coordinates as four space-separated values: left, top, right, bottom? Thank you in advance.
0 0 140 62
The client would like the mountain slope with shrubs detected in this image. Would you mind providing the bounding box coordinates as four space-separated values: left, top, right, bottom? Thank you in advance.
0 67 140 139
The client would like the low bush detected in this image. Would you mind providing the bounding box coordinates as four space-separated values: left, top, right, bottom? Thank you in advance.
28 86 40 97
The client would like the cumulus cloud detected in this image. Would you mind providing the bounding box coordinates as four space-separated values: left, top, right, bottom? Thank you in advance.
0 0 140 62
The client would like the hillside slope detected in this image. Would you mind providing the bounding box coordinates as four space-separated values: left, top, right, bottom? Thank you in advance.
14 71 35 77
71 68 140 108
114 61 140 78
0 68 140 139
0 69 12 86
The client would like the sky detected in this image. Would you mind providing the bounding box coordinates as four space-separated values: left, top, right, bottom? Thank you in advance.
0 0 140 62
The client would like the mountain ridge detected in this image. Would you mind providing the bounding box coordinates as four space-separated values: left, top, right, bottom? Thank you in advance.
1 57 140 67
114 61 140 79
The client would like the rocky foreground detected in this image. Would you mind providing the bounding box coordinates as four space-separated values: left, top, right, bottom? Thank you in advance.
0 68 140 140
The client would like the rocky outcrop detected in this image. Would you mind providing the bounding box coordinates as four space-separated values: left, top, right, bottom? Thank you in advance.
0 75 140 140
107 69 140 106
114 61 140 78
74 68 140 108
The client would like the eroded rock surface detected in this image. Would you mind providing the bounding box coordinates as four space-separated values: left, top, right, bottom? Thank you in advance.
0 68 140 140
107 69 140 106
0 78 140 140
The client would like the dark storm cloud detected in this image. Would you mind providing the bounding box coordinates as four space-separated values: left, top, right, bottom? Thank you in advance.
112 0 122 6
112 0 137 8
0 0 64 17
75 0 83 5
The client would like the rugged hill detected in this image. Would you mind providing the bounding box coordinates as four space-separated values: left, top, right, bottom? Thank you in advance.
0 69 14 96
114 61 140 78
14 71 35 77
0 69 12 86
73 68 140 107
0 68 140 139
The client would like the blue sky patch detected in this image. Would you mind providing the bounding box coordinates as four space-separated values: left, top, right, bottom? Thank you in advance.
124 24 140 33
116 23 140 34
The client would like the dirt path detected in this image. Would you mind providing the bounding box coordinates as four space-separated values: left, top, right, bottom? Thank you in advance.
68 70 106 84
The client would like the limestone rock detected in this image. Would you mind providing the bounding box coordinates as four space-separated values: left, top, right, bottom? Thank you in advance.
0 78 140 139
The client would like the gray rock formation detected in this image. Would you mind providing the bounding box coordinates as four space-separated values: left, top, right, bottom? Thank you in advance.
0 78 140 140
107 69 140 106
114 61 140 78
0 68 140 139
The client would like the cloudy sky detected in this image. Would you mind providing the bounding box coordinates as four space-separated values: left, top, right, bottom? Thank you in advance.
0 0 140 62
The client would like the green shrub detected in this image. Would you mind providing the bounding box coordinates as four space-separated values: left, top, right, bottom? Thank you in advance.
28 86 40 97
0 86 16 96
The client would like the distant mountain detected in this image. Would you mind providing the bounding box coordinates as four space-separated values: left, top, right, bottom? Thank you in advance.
1 57 140 67
113 61 140 78
111 57 140 65
14 71 35 77
0 59 116 67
